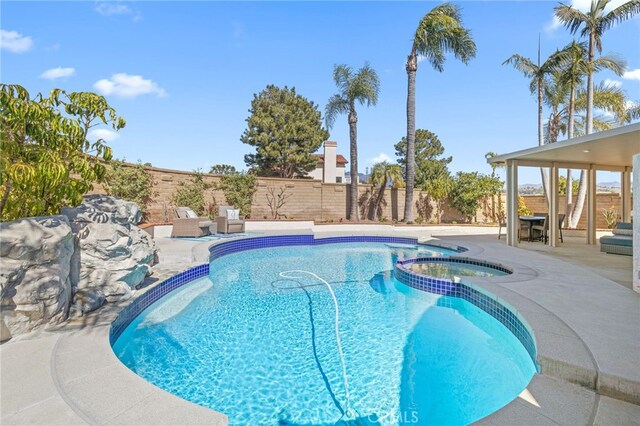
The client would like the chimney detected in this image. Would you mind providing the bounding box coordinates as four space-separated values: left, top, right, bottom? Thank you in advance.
323 141 337 183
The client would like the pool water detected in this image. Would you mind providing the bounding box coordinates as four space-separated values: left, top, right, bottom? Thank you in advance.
408 261 509 279
113 243 535 425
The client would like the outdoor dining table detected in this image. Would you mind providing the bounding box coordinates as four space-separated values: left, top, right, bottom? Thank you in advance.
519 215 546 242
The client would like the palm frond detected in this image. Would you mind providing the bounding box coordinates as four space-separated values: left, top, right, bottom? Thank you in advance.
623 101 640 123
413 2 476 72
350 63 380 107
592 53 626 76
333 65 353 95
600 0 640 32
554 3 589 35
502 54 537 77
324 94 349 129
575 81 626 121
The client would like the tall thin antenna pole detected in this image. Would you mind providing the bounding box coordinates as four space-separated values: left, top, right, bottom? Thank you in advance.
538 32 541 67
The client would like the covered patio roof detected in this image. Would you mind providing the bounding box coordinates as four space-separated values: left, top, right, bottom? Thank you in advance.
488 122 640 171
487 123 639 251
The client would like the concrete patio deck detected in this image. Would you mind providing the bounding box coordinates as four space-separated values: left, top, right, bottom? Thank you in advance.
1 223 639 425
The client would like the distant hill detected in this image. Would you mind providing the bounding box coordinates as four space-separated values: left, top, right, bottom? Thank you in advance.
519 184 543 195
599 181 621 190
519 181 620 194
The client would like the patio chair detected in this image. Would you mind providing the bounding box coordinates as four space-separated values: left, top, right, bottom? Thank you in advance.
531 214 565 244
497 213 507 239
171 207 216 238
216 205 246 234
517 219 531 243
531 215 548 243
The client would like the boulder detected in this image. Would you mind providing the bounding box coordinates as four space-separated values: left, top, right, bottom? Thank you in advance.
72 288 105 316
62 195 158 303
0 216 74 338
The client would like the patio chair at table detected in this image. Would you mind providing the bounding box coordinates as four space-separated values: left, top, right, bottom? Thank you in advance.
531 214 565 244
171 207 216 238
531 215 548 243
558 214 565 243
517 219 531 243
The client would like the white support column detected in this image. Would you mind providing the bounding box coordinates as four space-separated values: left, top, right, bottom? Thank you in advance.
632 155 639 293
549 162 559 247
506 160 519 247
587 166 597 245
621 167 631 223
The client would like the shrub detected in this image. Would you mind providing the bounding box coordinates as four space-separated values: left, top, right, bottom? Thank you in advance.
1 84 124 221
449 172 501 223
518 196 532 216
172 171 211 216
215 173 257 218
104 160 156 221
601 205 618 229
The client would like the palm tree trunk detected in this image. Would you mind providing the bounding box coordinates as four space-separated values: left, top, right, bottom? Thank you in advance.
538 79 551 207
375 179 387 221
570 33 595 228
404 52 417 223
566 84 575 223
348 108 359 222
586 33 594 135
569 170 587 228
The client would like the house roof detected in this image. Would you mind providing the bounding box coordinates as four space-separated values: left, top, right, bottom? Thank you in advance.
312 153 348 165
487 122 640 171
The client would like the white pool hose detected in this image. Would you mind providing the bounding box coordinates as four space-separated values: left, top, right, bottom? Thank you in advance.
278 270 353 419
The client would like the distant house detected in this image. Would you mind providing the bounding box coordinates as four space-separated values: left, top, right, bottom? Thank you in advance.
307 141 348 183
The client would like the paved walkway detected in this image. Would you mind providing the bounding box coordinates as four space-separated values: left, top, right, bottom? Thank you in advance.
1 224 639 425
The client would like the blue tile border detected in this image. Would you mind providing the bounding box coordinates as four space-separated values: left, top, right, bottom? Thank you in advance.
398 256 513 275
110 235 535 370
395 258 537 365
207 234 467 262
111 236 465 346
109 263 209 345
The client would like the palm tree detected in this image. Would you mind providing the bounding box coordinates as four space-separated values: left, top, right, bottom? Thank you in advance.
623 101 640 123
403 2 476 223
545 79 627 141
554 0 640 134
553 41 625 225
485 151 505 221
369 162 404 221
568 81 627 227
326 63 380 222
503 48 564 204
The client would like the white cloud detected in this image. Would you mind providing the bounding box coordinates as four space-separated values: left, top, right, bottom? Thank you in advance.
95 2 142 21
545 0 630 33
39 67 75 80
88 128 120 143
623 69 640 81
604 78 622 88
95 2 131 16
370 153 393 164
93 73 167 98
626 100 638 110
545 16 562 32
1 30 33 53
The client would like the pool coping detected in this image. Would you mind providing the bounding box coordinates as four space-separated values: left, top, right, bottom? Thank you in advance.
3 229 639 425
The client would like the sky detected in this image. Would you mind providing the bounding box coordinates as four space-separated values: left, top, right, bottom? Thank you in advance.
2 0 639 185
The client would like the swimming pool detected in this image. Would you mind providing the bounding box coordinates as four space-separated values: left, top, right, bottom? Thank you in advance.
113 240 536 425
